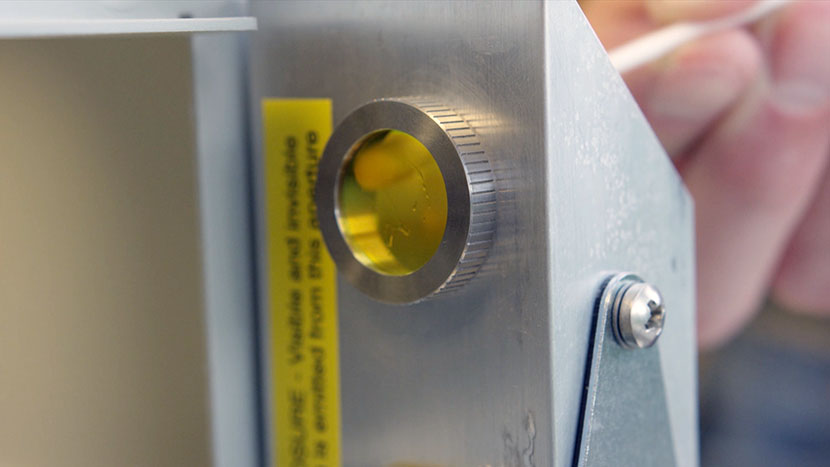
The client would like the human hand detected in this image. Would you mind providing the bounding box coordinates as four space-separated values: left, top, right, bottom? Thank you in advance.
581 0 830 349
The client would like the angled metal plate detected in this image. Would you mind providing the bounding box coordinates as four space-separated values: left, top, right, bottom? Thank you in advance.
575 286 675 466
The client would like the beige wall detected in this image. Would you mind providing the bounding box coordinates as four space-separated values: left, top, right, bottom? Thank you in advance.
0 37 211 466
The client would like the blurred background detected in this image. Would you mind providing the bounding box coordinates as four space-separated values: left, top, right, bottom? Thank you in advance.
699 302 830 467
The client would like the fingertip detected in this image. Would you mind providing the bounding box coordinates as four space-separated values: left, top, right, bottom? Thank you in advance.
645 0 759 25
762 0 830 114
581 0 654 49
696 298 758 350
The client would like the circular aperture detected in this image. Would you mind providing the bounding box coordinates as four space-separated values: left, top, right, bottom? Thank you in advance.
316 99 494 304
336 129 448 276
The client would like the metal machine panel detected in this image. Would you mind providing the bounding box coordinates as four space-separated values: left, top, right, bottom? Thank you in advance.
250 1 696 465
0 3 259 466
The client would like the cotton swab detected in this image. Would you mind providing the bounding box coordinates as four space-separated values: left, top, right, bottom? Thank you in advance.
609 0 793 74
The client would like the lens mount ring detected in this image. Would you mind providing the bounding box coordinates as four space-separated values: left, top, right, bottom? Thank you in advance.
316 98 495 304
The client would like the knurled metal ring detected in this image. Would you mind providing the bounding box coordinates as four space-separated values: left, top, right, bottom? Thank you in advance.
315 98 495 304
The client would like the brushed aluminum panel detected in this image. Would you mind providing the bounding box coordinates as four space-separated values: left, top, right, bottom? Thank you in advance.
250 1 696 465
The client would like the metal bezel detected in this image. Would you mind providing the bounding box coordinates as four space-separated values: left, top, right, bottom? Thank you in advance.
316 99 473 304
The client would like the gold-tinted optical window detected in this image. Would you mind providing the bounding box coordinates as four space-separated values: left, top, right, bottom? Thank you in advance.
336 129 448 276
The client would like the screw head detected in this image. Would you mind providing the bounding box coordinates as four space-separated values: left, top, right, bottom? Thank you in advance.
602 273 666 349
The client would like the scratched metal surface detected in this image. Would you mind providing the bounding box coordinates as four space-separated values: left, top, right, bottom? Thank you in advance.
250 1 696 465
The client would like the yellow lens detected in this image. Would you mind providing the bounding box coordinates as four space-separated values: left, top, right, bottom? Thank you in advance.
337 130 448 276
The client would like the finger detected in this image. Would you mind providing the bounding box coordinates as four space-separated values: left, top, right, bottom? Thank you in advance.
772 165 830 315
684 2 830 349
645 0 759 24
637 30 761 157
582 2 762 158
580 0 655 50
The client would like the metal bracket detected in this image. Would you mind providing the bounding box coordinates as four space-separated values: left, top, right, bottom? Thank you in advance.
574 274 677 467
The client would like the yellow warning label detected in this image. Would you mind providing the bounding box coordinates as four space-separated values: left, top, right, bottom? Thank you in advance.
263 99 340 467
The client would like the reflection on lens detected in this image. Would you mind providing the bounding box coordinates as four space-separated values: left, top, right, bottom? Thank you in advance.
337 130 448 276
